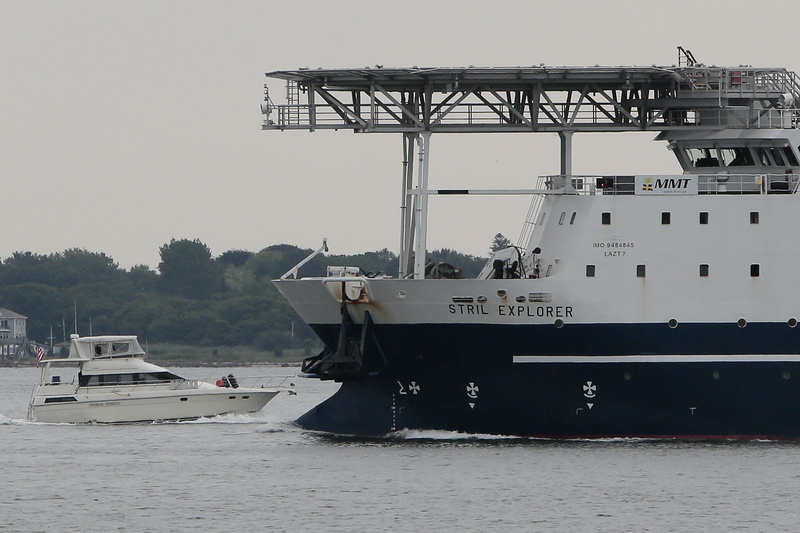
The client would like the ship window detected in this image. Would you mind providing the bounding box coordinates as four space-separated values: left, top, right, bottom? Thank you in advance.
754 147 772 166
601 212 611 225
750 264 760 277
586 265 596 277
686 148 719 167
699 264 709 277
768 148 785 166
785 147 799 166
750 211 759 224
699 211 709 224
570 212 577 225
636 264 646 277
558 212 566 225
661 212 671 224
719 147 754 167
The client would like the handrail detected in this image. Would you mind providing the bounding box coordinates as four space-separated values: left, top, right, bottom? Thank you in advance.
543 173 800 195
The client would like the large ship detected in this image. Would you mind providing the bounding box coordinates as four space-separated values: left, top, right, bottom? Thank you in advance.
262 51 800 438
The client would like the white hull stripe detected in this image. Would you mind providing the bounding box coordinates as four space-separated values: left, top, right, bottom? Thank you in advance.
512 354 800 364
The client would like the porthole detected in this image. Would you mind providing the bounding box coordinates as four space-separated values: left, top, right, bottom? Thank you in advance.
737 318 747 328
515 295 527 303
789 318 798 328
668 318 678 328
496 290 507 299
396 291 407 300
180 397 188 401
477 295 487 303
712 371 721 380
623 371 632 381
554 319 564 328
783 371 792 380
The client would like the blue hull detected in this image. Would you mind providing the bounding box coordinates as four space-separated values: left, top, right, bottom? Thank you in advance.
297 322 800 438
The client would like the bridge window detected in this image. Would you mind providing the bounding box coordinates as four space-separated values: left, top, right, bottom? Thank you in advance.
750 264 760 277
719 148 754 167
636 265 646 278
754 148 772 166
699 264 709 277
785 147 799 166
699 211 709 224
768 148 785 166
661 212 671 224
750 211 759 224
586 265 595 277
686 148 718 168
601 212 611 225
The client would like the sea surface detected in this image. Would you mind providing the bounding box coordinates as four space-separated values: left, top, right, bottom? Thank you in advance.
3 365 800 532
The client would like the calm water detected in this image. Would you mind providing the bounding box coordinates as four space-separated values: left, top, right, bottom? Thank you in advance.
2 366 800 532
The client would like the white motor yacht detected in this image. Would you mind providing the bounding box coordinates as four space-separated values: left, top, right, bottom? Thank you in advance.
29 335 280 423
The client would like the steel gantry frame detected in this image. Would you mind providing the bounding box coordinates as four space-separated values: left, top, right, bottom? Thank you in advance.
262 64 800 278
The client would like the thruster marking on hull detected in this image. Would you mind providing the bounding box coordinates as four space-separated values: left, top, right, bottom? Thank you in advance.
582 381 596 397
466 382 479 398
513 354 800 363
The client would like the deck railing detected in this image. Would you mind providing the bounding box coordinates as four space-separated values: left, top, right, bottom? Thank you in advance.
542 174 800 195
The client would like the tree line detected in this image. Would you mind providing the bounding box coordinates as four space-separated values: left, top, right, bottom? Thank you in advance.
0 239 491 352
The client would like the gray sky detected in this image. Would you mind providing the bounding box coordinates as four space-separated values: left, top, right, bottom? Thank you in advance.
3 0 799 269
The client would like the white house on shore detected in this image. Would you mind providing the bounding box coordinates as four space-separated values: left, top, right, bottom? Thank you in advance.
0 307 27 359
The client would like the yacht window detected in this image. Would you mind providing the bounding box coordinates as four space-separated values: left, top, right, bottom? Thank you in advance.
116 374 137 385
699 212 709 224
111 342 130 354
750 211 759 224
754 147 772 166
93 344 107 356
661 212 671 224
686 148 719 167
558 212 566 225
699 264 709 277
601 212 611 225
784 147 799 166
586 265 596 277
719 148 754 167
636 265 646 278
569 212 577 225
101 375 120 386
751 264 760 277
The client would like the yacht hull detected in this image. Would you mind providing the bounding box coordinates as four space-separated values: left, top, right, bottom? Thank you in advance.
31 388 278 424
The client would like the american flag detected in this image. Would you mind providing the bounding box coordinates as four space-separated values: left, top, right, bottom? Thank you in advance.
34 345 46 367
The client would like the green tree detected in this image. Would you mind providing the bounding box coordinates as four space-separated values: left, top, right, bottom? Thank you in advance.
158 238 222 299
490 233 513 253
